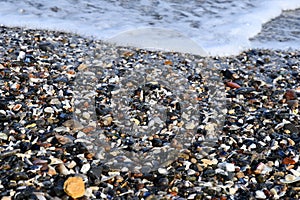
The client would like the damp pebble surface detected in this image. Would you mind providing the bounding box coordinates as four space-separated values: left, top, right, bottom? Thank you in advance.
0 26 300 199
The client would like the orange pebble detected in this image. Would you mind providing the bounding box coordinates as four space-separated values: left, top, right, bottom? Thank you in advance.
282 157 296 165
226 81 241 89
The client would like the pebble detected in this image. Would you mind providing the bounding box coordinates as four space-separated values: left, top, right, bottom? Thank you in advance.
80 163 91 174
1 26 300 200
256 190 267 199
64 176 85 199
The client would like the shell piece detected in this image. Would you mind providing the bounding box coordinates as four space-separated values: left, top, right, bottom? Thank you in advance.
280 174 300 184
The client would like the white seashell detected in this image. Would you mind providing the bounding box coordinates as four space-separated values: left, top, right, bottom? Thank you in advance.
280 174 300 184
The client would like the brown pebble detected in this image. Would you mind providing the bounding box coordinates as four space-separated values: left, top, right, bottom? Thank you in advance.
12 104 22 112
191 158 197 164
82 126 95 133
55 135 73 145
83 101 89 108
64 176 85 199
284 89 297 100
287 100 298 109
164 60 173 65
226 81 241 89
47 166 57 176
78 64 88 71
236 172 245 179
282 157 296 165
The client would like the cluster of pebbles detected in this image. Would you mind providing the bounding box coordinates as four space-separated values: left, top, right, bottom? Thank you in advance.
0 25 300 199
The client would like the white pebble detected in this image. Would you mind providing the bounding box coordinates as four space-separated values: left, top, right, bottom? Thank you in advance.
44 107 54 114
255 190 266 199
225 163 235 172
80 163 91 174
17 51 26 60
82 112 91 120
158 167 168 175
248 143 256 150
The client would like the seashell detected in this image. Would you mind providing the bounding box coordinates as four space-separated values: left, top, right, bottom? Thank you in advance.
280 174 300 184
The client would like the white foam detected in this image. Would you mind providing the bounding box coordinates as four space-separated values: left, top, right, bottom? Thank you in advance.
107 27 208 56
0 0 299 56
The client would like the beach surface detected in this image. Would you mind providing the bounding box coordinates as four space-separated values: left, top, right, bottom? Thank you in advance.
0 26 300 199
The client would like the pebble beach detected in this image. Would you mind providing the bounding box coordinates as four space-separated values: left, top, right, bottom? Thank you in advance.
1 25 300 200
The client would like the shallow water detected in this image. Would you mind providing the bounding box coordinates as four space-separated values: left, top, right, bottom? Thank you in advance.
0 0 300 55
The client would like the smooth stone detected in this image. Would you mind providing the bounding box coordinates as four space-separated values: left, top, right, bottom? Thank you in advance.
64 176 85 199
80 163 91 174
255 190 266 199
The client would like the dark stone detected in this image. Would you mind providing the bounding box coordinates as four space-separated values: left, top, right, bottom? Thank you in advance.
284 123 299 134
88 166 103 180
39 42 55 52
152 138 163 147
51 178 65 197
14 188 38 200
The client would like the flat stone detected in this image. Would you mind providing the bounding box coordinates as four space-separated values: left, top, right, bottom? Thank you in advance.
64 176 85 199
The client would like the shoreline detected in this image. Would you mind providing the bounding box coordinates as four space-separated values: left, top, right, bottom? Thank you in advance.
1 26 300 199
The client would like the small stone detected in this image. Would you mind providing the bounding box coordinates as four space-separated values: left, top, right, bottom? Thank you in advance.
78 63 88 71
255 190 266 199
164 60 173 65
82 126 95 133
66 160 77 169
80 163 91 174
55 135 73 145
281 174 300 184
288 138 295 146
225 163 235 172
47 166 57 176
63 119 84 130
82 112 90 120
236 172 245 178
158 168 168 175
282 157 296 165
44 107 54 114
12 104 22 111
17 51 26 60
191 158 197 164
50 157 64 165
226 82 241 89
58 163 70 175
64 176 85 199
284 89 297 100
201 159 218 166
0 132 8 140
186 121 196 130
